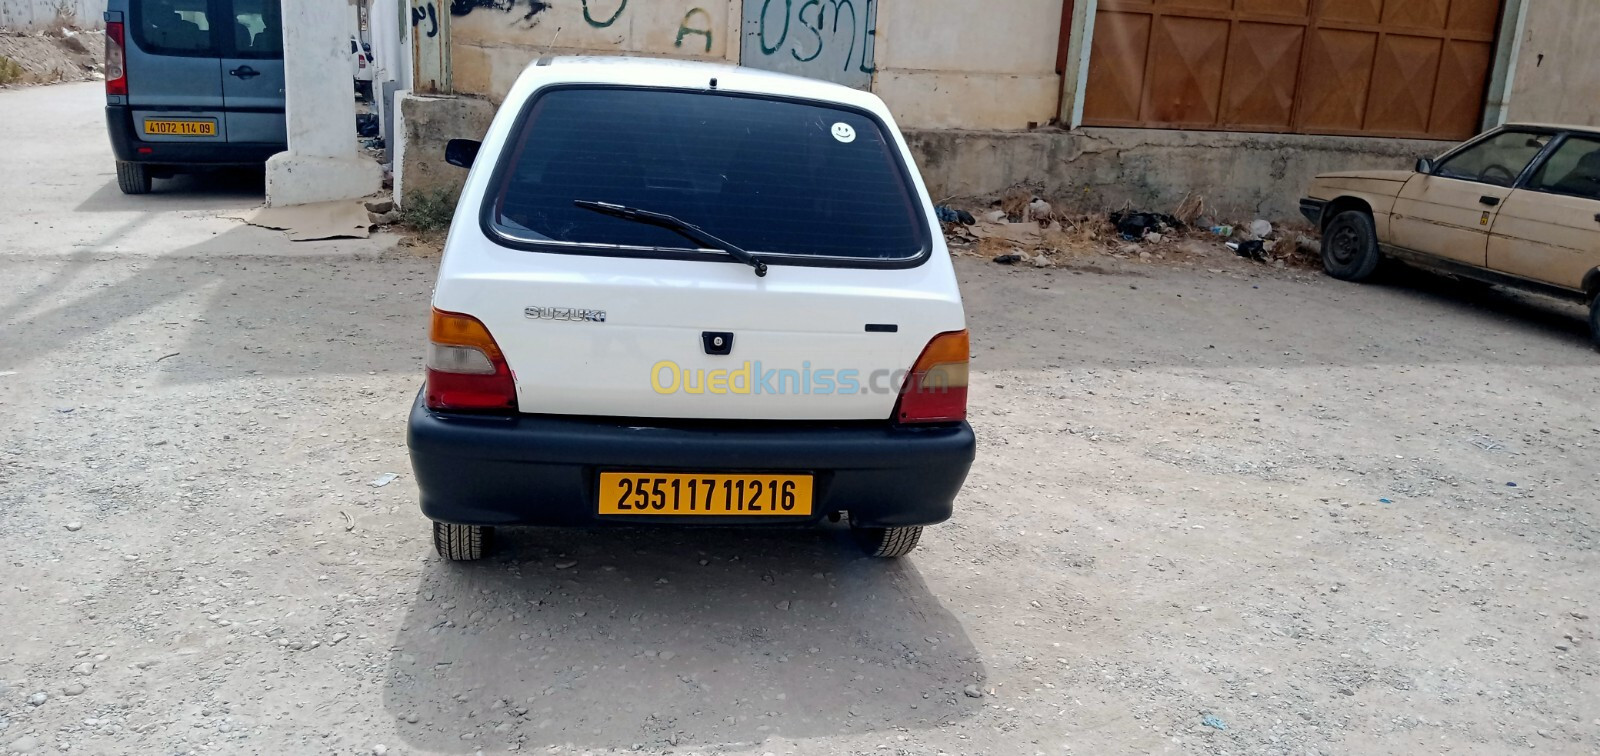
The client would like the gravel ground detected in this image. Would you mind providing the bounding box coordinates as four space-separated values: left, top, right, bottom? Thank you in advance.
3 83 1600 756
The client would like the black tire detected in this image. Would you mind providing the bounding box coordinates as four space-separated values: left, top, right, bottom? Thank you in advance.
1321 210 1381 282
116 161 152 194
1589 294 1600 351
432 521 492 561
852 525 923 558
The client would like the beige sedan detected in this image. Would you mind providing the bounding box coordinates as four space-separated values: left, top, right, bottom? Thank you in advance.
1302 124 1600 348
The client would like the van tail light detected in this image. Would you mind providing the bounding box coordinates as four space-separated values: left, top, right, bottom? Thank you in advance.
894 330 969 424
425 309 517 413
105 22 127 96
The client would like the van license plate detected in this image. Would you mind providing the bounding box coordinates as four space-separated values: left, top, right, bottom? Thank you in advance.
598 473 813 516
144 120 216 136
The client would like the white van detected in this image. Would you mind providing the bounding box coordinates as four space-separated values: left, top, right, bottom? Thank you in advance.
407 57 974 561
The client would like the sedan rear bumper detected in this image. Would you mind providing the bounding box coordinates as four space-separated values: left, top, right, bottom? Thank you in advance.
406 391 975 529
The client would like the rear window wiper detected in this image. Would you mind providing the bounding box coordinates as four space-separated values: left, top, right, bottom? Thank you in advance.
573 200 768 277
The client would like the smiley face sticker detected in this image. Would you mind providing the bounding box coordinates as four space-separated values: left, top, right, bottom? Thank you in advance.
830 122 856 144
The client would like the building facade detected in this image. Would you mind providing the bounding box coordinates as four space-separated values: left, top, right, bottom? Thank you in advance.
391 0 1596 219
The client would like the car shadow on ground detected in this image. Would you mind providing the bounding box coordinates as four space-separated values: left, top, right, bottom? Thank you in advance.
381 525 985 752
72 169 267 213
1371 263 1595 345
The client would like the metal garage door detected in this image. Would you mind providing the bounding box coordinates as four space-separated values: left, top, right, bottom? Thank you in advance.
1082 0 1503 140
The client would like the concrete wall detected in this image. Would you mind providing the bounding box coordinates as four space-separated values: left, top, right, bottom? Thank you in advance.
873 0 1062 130
394 91 494 206
905 128 1454 222
1505 0 1600 127
448 0 739 102
440 0 1064 130
0 0 104 31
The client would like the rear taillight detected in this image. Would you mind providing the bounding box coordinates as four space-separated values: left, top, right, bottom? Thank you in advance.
425 309 517 413
105 22 127 96
893 330 969 424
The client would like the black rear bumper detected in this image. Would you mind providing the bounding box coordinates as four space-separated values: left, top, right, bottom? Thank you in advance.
1300 197 1328 227
105 105 285 165
406 392 975 529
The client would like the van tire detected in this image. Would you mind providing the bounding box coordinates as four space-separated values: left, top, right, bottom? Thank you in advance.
1321 210 1380 282
852 525 922 558
116 161 152 195
433 521 492 561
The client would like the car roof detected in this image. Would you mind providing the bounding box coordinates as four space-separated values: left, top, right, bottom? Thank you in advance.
513 55 884 112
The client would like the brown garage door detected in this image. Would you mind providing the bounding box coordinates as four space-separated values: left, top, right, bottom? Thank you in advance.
1082 0 1502 140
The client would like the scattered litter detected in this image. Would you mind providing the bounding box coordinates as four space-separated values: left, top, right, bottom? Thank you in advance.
340 511 355 532
154 352 180 363
934 205 975 225
0 371 16 378
982 209 1007 223
1249 219 1273 238
356 113 379 138
992 254 1023 265
1210 225 1234 237
1109 210 1181 241
1378 498 1393 504
1228 239 1268 262
1506 482 1518 487
1026 198 1055 222
1470 435 1504 451
1201 714 1228 731
369 473 399 488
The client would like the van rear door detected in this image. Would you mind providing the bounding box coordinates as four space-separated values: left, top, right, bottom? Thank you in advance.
217 0 286 146
125 0 227 146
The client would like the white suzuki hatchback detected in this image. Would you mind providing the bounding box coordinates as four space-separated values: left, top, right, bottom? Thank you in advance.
407 57 973 561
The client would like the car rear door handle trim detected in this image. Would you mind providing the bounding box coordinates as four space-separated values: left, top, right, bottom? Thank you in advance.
229 66 261 79
1479 196 1500 207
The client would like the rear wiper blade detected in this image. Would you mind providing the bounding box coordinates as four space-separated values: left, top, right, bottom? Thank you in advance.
573 200 768 277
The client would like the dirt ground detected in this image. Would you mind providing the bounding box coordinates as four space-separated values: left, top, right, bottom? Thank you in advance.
3 83 1600 756
0 29 103 87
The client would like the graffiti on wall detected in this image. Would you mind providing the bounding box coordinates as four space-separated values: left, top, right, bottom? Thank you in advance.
742 0 875 88
411 1 439 37
450 0 550 24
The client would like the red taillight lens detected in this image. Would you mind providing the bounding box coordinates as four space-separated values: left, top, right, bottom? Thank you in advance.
105 22 127 96
425 309 517 413
894 330 969 424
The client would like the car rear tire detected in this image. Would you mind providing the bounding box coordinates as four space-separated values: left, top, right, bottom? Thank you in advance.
433 521 492 561
1589 294 1600 351
1321 210 1381 282
852 525 922 558
116 161 152 195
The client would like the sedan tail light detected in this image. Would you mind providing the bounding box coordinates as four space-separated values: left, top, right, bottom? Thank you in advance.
425 309 517 413
105 22 127 96
894 330 969 424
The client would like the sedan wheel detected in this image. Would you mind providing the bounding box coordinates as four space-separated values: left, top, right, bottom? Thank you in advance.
1321 210 1381 282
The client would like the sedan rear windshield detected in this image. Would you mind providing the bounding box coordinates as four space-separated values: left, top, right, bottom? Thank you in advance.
487 87 929 264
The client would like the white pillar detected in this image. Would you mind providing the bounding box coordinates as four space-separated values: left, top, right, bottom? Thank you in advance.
265 0 382 206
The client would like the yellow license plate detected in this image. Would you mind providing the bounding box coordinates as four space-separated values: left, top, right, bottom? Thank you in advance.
143 119 216 136
599 473 813 516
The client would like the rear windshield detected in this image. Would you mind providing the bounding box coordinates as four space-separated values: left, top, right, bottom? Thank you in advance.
487 87 928 264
